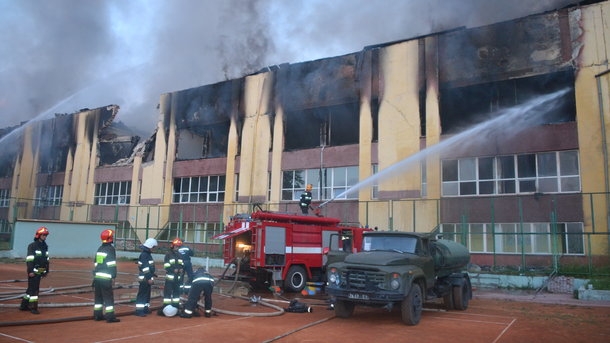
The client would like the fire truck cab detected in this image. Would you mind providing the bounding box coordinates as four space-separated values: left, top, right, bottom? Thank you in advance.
213 210 370 292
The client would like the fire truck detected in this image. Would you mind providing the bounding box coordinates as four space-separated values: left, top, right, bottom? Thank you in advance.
213 210 371 292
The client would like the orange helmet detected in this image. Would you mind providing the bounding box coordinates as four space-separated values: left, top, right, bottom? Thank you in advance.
101 229 114 243
171 237 183 248
35 227 49 239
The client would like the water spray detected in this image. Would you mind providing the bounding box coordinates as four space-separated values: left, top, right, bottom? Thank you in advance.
319 88 570 208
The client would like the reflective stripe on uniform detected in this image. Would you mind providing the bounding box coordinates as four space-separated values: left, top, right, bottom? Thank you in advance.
193 276 214 283
95 272 112 279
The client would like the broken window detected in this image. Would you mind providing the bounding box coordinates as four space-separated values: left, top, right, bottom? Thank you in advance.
440 70 576 134
174 81 238 160
276 55 360 151
284 103 359 151
38 114 75 172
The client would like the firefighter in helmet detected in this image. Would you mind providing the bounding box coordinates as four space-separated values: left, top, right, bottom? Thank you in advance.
93 229 120 323
20 227 50 314
135 237 158 317
158 237 184 316
180 267 215 318
299 184 313 214
178 243 194 295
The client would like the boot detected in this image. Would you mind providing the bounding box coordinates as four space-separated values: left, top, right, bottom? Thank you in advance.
19 298 29 311
30 302 40 315
106 313 120 323
94 310 105 321
204 310 211 318
134 309 147 317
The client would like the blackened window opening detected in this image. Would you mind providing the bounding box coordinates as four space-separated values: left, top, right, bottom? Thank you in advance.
284 102 359 151
439 70 576 134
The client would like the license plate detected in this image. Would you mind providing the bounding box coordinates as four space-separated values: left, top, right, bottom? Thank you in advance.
348 293 369 300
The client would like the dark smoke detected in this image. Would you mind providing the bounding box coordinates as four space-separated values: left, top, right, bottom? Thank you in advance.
0 0 581 134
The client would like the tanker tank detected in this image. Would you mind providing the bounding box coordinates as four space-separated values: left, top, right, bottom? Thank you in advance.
432 239 471 277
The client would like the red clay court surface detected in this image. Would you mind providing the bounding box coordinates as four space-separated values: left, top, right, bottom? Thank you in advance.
1 258 610 343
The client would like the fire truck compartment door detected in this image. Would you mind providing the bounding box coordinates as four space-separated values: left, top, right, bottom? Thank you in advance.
265 226 286 266
212 221 251 240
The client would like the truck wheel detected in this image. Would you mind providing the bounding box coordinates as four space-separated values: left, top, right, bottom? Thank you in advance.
452 283 470 311
401 283 423 325
334 300 355 318
284 265 307 292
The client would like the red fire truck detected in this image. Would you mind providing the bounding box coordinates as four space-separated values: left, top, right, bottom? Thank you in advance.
213 210 371 292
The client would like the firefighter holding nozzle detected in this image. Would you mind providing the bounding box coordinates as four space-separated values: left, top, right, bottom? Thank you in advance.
180 267 215 318
299 184 313 214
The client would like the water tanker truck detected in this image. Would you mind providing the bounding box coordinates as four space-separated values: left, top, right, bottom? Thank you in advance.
326 230 471 325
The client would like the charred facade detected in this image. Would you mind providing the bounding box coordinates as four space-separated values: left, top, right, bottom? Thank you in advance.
1 1 610 270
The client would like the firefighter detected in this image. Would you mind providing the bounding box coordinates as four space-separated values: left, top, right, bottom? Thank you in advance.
135 238 157 317
158 237 184 316
178 243 194 294
20 226 50 314
180 267 215 318
299 184 313 214
93 229 120 323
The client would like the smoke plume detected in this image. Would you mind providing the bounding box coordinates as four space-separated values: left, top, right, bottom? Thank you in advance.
0 0 581 135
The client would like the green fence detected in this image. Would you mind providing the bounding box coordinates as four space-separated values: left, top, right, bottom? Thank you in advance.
1 193 609 277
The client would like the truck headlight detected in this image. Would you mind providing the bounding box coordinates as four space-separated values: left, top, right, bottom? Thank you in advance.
390 273 400 290
328 267 340 285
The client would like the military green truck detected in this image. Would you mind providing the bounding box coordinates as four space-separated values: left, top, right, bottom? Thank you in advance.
326 230 472 325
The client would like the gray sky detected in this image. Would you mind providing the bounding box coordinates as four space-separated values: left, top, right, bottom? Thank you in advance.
0 0 580 134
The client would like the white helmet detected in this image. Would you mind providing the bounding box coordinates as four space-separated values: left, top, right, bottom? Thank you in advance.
143 238 158 249
163 305 178 317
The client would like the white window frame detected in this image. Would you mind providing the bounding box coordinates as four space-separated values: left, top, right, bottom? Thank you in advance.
94 181 131 205
172 175 226 203
441 150 580 197
35 185 63 207
281 166 359 201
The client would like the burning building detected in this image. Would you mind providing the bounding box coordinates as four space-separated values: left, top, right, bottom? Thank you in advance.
1 1 609 270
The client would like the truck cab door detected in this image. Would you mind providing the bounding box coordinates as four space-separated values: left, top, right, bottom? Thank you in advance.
419 238 436 288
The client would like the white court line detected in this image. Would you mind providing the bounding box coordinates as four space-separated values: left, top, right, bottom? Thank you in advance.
431 315 514 326
0 332 35 343
492 318 517 343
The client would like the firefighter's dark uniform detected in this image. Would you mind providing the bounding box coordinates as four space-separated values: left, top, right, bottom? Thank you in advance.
158 248 183 315
178 245 194 294
93 242 120 322
135 244 156 316
21 237 49 314
181 267 214 318
299 190 312 214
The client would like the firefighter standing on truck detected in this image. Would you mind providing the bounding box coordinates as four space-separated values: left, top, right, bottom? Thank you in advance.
299 184 313 214
93 229 120 323
135 238 157 317
158 237 184 316
180 267 215 318
20 227 50 314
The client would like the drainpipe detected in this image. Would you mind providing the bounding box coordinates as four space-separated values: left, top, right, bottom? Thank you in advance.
595 69 610 251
